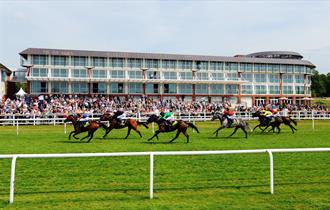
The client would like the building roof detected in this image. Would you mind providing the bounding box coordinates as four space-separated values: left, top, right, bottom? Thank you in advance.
0 63 12 75
19 48 316 68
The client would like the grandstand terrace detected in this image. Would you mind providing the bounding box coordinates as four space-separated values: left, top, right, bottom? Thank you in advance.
19 48 315 106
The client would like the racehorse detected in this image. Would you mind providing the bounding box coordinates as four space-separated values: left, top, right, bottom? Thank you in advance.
100 112 149 139
64 115 107 142
252 111 276 132
146 114 199 143
211 112 250 138
252 111 297 134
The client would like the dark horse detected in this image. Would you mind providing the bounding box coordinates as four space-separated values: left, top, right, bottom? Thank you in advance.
211 112 250 138
100 112 149 139
252 111 297 134
146 114 199 143
64 115 107 142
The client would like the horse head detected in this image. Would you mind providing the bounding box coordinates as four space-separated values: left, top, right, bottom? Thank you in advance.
146 114 159 124
64 115 77 123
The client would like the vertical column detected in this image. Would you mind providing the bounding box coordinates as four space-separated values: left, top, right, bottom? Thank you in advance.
279 73 283 104
237 72 241 103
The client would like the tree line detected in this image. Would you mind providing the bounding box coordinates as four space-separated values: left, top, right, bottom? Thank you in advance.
311 70 330 97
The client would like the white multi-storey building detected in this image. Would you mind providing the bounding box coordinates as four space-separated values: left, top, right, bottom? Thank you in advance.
19 48 314 106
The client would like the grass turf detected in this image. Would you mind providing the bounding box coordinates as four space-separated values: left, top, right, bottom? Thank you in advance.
0 120 329 209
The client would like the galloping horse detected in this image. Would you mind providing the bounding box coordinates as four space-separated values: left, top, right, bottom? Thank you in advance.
211 112 250 138
64 115 107 142
100 112 149 139
146 114 199 143
252 111 276 132
252 111 297 134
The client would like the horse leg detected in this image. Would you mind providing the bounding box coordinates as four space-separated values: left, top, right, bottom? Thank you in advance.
228 127 238 138
87 130 95 143
288 124 295 134
277 126 281 134
148 130 161 141
72 131 80 140
253 124 260 131
132 126 143 138
124 127 132 139
241 127 248 138
183 130 189 143
81 131 91 141
68 131 75 140
261 125 270 133
169 130 181 143
213 127 223 137
103 127 113 139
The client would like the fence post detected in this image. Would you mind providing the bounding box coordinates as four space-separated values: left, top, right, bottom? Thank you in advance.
53 114 56 126
16 120 19 136
9 156 18 204
312 110 315 131
150 153 154 199
64 123 67 134
267 150 274 194
33 114 36 126
12 114 15 126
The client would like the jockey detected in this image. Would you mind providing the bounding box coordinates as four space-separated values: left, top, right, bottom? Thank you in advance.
262 108 273 124
113 108 126 125
77 112 90 127
223 107 236 127
159 111 177 126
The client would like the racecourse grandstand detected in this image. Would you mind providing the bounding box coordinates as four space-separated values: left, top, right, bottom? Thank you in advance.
19 48 315 107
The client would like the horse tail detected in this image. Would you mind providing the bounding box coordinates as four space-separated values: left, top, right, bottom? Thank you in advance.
289 117 297 126
137 121 149 129
187 122 200 133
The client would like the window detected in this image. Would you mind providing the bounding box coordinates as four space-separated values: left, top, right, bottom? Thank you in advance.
295 65 305 74
197 72 208 80
1 71 6 82
111 70 125 78
268 64 280 73
178 60 192 69
210 84 224 94
92 83 107 93
281 64 293 73
52 82 68 93
72 69 87 78
92 69 107 78
255 85 266 94
225 84 237 94
283 85 293 94
128 70 143 79
226 73 237 80
145 59 159 69
295 75 304 83
225 62 238 72
52 69 68 77
254 64 267 72
196 84 208 94
254 74 266 83
163 84 177 94
163 72 177 80
180 72 192 80
241 73 253 82
52 56 68 66
196 61 208 70
283 74 293 83
72 56 87 67
32 68 48 77
269 85 280 94
295 86 304 94
72 83 88 93
31 82 48 93
111 83 124 93
212 73 224 80
162 60 176 69
127 58 142 68
239 63 253 72
268 74 280 83
148 71 160 79
32 55 48 65
209 62 224 71
241 85 253 94
128 83 143 93
92 57 106 67
146 84 159 94
178 84 192 94
110 58 124 68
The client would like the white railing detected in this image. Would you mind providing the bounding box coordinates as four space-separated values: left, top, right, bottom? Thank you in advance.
1 148 329 204
0 111 329 126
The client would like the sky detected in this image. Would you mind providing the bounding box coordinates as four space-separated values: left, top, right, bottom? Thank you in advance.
0 0 329 74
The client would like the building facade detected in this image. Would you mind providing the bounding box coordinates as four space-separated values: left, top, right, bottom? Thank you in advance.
0 63 12 99
19 48 315 106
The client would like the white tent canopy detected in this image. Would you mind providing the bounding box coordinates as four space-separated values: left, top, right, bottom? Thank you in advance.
16 88 27 97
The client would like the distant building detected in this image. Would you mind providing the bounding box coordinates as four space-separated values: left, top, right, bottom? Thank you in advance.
19 48 315 106
0 63 12 99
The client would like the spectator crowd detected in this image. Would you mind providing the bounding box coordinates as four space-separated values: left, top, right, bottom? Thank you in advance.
0 94 328 118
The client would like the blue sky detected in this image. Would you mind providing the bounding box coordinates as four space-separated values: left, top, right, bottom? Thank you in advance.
0 0 329 73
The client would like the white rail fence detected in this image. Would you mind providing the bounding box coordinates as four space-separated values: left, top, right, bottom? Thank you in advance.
0 148 329 204
0 110 329 126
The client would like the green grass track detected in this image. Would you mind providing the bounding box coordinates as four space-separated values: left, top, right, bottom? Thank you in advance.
0 120 329 209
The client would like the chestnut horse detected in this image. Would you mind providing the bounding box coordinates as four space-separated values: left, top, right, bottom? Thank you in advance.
100 112 149 139
146 114 199 143
64 115 107 142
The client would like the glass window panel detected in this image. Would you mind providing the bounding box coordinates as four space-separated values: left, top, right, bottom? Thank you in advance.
32 55 48 65
241 73 253 82
127 58 142 68
162 60 176 69
178 84 192 94
72 82 88 93
225 62 238 72
197 72 208 80
52 56 68 66
196 84 208 94
209 62 224 71
283 74 293 83
269 85 280 94
145 59 159 69
163 83 177 94
254 74 266 83
295 86 304 94
239 63 253 72
146 83 159 94
283 85 293 94
31 68 48 77
128 70 143 79
241 85 253 94
52 82 68 93
92 69 107 78
72 69 87 78
111 58 124 68
92 57 106 67
163 72 177 80
212 73 224 80
225 84 237 94
73 56 87 67
180 72 192 80
128 83 143 93
255 85 267 94
52 69 68 77
178 60 192 69
111 70 125 78
210 84 224 94
268 74 280 83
